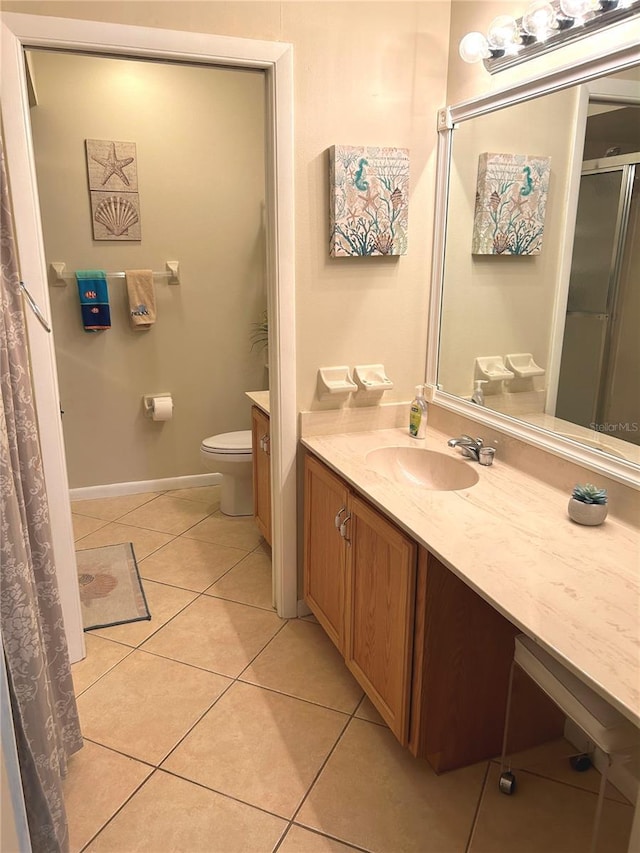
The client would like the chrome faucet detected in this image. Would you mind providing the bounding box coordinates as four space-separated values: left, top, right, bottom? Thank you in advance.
447 435 484 462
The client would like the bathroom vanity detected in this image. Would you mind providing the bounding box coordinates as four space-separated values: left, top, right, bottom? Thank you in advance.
301 424 640 773
247 392 271 546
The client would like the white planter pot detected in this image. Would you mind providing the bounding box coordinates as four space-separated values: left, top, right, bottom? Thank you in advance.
567 498 608 526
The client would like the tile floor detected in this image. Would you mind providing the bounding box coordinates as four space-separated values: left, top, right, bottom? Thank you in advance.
67 486 634 853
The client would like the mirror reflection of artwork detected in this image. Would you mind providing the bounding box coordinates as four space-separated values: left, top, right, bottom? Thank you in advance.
329 145 409 257
472 152 551 255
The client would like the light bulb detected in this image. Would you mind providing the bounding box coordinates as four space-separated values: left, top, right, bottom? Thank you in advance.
487 15 520 53
459 31 490 63
522 1 557 40
559 0 593 20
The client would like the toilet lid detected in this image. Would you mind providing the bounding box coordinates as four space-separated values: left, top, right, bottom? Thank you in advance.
201 430 252 454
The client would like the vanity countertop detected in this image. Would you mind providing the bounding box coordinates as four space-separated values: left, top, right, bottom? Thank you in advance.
246 390 270 416
301 426 640 727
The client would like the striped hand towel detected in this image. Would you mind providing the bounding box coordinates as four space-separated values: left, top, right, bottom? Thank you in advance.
76 270 111 331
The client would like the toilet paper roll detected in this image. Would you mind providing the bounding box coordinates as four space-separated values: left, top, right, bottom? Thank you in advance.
151 396 173 422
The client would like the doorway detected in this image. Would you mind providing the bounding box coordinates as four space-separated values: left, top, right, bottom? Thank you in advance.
1 13 297 663
27 49 268 490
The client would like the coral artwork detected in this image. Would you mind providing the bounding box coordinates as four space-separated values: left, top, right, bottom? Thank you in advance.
329 145 409 257
472 152 551 255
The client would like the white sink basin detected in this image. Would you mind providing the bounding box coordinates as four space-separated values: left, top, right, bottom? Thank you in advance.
366 446 479 491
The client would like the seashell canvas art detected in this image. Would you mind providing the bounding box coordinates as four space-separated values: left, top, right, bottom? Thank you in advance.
90 191 141 241
329 145 409 257
472 152 551 255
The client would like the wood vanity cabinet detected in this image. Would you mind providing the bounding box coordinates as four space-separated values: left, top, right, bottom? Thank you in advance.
251 406 271 546
303 453 349 653
304 453 417 743
408 550 563 772
303 451 564 772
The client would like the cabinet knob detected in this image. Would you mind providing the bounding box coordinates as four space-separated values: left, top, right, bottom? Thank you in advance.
334 506 347 529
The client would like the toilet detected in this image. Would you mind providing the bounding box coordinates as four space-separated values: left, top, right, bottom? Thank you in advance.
200 430 253 517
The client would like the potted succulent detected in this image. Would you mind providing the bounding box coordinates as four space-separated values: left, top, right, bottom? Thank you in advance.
567 483 608 526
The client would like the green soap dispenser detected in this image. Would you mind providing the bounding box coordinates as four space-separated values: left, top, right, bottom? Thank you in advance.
409 385 428 439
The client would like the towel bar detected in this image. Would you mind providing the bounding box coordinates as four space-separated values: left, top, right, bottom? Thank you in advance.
49 261 180 286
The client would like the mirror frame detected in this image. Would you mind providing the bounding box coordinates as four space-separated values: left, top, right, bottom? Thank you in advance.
427 28 640 490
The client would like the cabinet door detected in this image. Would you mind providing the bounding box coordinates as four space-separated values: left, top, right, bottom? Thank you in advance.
251 406 271 545
345 494 417 744
303 454 349 653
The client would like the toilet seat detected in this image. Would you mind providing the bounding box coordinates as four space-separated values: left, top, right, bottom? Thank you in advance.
201 430 252 462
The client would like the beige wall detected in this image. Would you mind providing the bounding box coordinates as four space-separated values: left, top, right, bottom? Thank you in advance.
438 86 579 398
28 50 267 488
447 0 639 106
447 0 530 105
4 1 452 422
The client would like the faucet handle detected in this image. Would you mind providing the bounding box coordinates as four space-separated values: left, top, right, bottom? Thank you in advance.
479 446 496 466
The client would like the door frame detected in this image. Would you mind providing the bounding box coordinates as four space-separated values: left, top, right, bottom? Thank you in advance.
1 12 297 661
545 76 640 419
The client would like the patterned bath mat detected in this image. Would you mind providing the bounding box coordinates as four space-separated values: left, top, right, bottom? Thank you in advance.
76 542 151 631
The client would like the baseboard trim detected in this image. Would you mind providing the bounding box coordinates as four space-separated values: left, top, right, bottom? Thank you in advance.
69 473 222 501
297 599 312 618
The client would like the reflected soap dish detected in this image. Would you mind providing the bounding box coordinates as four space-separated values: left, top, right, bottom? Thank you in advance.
506 353 545 378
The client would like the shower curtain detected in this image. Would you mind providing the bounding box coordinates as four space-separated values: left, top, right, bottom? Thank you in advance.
0 140 83 851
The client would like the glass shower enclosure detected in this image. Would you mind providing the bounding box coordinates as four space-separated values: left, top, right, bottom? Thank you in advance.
555 156 639 446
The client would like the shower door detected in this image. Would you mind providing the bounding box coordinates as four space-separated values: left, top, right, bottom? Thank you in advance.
555 161 639 445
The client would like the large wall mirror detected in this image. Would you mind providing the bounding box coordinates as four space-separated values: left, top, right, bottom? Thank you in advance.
429 37 640 487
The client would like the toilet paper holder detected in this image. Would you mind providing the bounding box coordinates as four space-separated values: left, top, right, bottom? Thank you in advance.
143 393 173 420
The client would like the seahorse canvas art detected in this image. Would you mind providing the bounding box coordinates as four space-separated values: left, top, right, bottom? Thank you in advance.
471 152 551 256
329 145 410 257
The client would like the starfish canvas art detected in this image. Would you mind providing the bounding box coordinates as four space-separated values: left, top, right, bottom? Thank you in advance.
86 139 138 192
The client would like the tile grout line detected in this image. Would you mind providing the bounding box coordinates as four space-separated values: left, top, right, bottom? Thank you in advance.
77 737 157 771
157 765 295 825
495 762 632 805
82 544 263 659
281 691 381 851
465 759 491 853
70 495 371 851
75 580 375 849
150 616 291 770
138 547 251 596
74 491 220 553
133 561 280 654
273 823 371 853
78 767 159 853
71 490 169 528
72 643 137 699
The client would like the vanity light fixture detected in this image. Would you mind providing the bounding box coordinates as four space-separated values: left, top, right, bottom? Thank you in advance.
459 0 640 72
